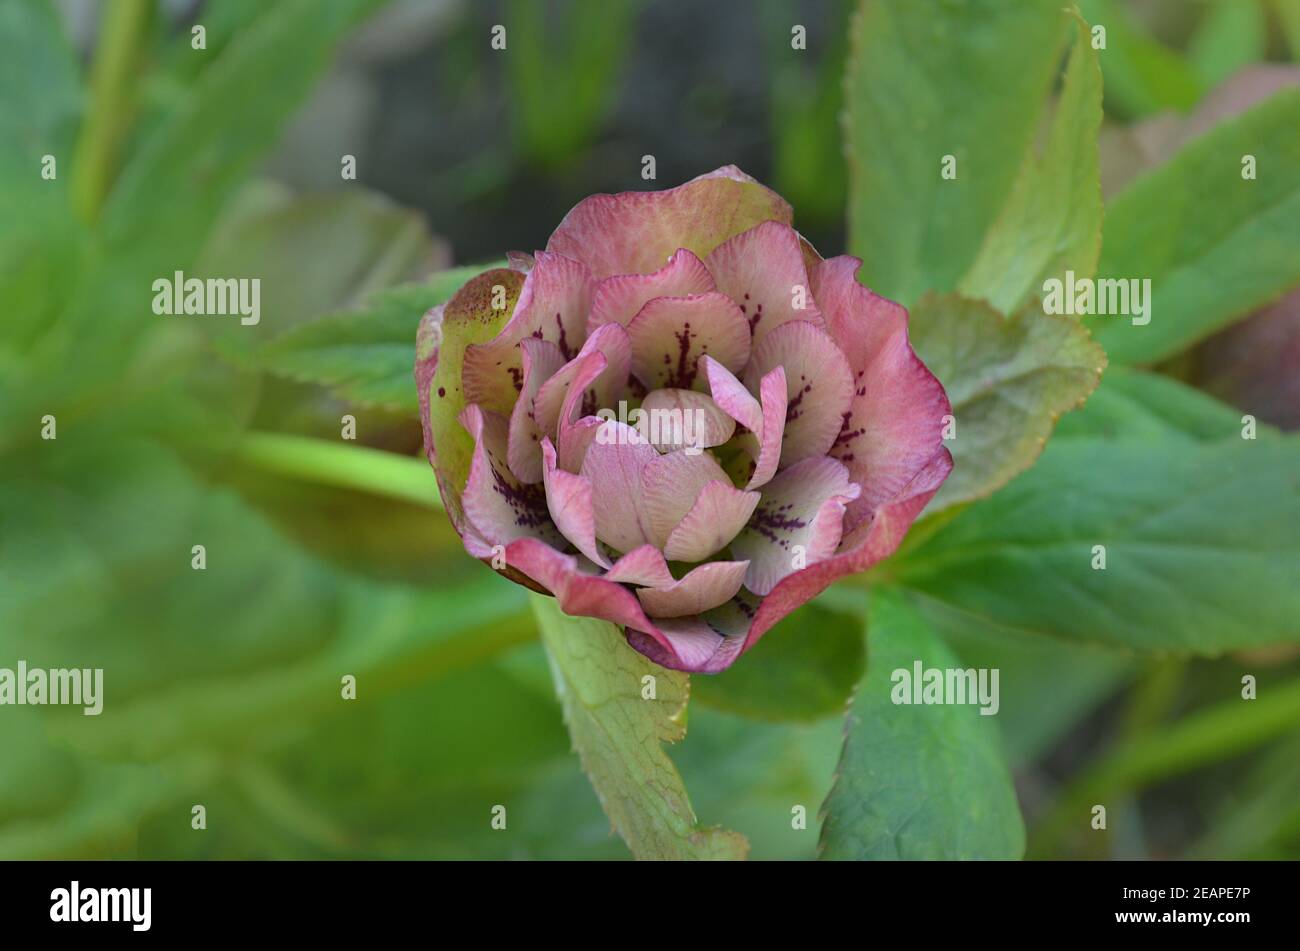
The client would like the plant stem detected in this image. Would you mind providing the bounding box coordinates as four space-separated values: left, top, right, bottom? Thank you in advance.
236 432 442 509
1028 675 1300 857
71 0 152 223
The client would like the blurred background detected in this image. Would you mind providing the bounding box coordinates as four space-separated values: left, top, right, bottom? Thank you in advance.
1 0 1297 859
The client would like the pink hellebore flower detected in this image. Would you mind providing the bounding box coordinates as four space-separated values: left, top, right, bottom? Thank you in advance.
416 167 952 673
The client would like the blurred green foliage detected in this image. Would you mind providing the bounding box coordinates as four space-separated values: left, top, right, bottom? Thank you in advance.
2 0 1299 862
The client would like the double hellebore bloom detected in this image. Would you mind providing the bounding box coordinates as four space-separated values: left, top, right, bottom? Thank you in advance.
417 167 952 673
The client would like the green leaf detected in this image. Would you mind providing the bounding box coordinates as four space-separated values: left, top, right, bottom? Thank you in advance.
819 589 1024 860
1076 0 1202 118
0 0 85 353
530 593 748 860
506 0 638 168
1278 0 1300 60
1053 366 1253 443
1188 0 1266 90
198 185 442 354
0 750 216 860
0 0 81 168
845 0 1066 306
47 522 531 763
691 600 866 722
893 437 1300 653
913 597 1132 767
1091 87 1300 365
763 0 853 229
99 0 383 264
959 11 1103 316
675 707 845 860
260 266 485 412
909 293 1105 512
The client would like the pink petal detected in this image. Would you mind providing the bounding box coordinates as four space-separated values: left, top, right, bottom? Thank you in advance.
587 248 716 334
577 420 661 553
730 456 861 596
533 323 632 439
637 560 750 618
812 256 953 536
702 354 761 432
603 544 675 587
705 220 824 344
635 388 736 453
462 251 592 413
747 367 789 489
557 414 602 474
503 537 742 672
663 480 761 562
627 292 751 391
740 453 952 654
504 537 662 637
625 619 745 674
513 452 949 674
703 356 787 490
458 404 565 550
744 320 853 468
545 166 794 280
639 449 734 547
506 338 566 483
540 437 608 568
507 250 535 273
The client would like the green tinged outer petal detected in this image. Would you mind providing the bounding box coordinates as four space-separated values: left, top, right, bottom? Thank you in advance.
417 268 526 540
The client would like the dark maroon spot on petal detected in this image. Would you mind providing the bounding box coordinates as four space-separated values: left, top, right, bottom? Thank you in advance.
786 376 814 423
663 321 699 389
750 501 808 548
833 410 864 448
555 312 573 360
437 387 446 398
487 449 551 530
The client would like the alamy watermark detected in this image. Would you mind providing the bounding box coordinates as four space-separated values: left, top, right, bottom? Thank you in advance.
595 401 710 455
152 270 260 326
50 882 150 932
1042 269 1151 326
891 661 999 716
0 661 103 715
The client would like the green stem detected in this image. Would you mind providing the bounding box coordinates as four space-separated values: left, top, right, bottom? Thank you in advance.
236 432 442 509
1028 675 1300 858
71 0 152 223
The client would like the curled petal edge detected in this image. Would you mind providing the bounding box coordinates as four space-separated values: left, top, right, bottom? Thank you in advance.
502 445 949 673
